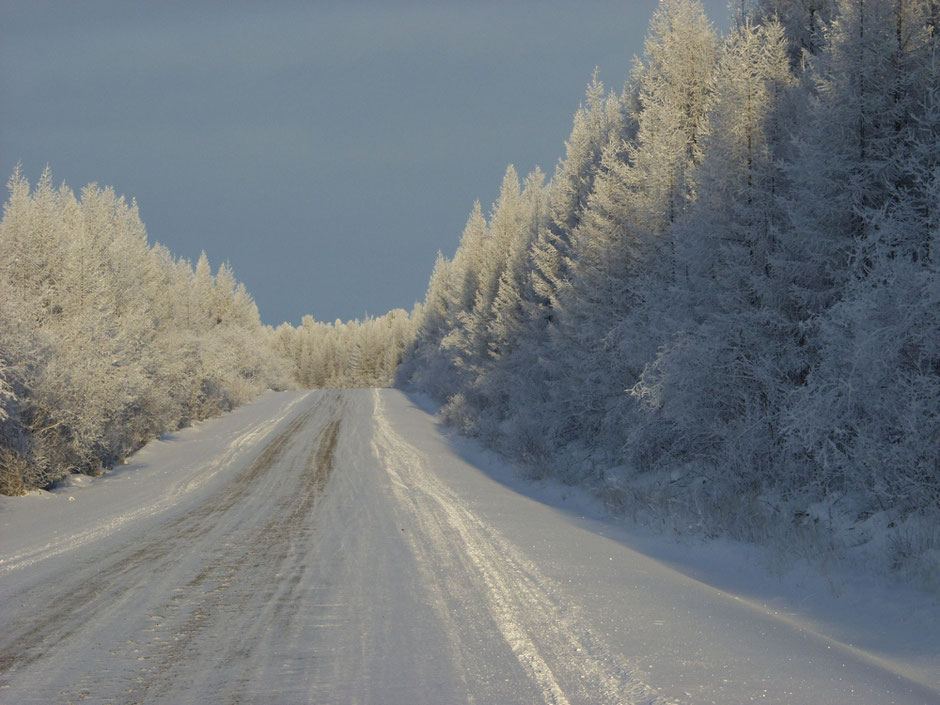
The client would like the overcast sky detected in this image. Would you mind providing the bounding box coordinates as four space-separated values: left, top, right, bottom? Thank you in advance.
1 1 730 326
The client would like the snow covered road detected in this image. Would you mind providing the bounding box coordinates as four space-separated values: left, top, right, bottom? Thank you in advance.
0 389 937 704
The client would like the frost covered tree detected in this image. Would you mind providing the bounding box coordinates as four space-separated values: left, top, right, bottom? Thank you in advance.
751 0 836 61
530 71 628 307
0 169 292 494
543 0 719 454
779 0 937 316
486 168 548 362
627 19 796 482
279 309 417 390
781 1 940 507
628 0 720 232
438 166 523 402
472 169 549 434
399 251 459 398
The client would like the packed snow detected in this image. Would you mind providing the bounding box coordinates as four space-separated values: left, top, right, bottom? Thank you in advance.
1 389 936 704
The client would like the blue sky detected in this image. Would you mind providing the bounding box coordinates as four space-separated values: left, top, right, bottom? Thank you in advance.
1 1 730 325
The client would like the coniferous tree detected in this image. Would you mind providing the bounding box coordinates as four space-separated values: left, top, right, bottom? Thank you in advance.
781 0 940 505
630 18 796 482
0 170 293 493
547 0 719 454
394 0 940 574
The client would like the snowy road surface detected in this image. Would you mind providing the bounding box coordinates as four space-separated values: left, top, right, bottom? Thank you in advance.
0 390 937 704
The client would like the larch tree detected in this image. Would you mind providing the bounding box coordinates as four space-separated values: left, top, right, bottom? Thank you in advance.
629 18 797 483
0 170 293 493
781 0 940 506
752 0 836 62
547 0 720 454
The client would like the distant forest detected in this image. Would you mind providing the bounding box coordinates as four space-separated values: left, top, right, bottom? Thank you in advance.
1 0 937 584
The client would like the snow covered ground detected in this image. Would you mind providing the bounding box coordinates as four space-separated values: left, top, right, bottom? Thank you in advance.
0 389 937 704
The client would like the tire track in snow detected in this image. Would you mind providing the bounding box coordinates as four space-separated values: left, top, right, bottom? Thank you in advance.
0 392 312 577
371 389 673 705
0 393 339 702
120 400 344 705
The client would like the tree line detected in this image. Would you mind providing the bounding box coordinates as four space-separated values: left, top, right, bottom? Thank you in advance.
0 169 412 494
272 310 414 389
399 0 939 565
2 0 936 584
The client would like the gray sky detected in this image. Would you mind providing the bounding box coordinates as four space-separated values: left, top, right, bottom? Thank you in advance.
1 1 730 326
